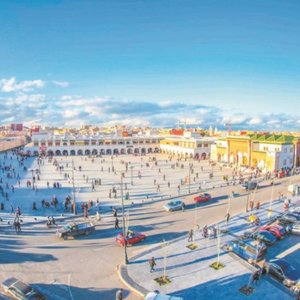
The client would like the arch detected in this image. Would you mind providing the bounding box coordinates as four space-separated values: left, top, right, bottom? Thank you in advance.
252 158 258 167
148 148 153 153
154 147 160 153
70 150 76 156
47 150 54 157
141 148 146 154
92 149 98 155
120 149 126 155
100 149 105 155
113 149 119 155
77 149 83 156
85 149 91 156
201 153 207 160
242 154 248 166
62 150 69 156
134 148 139 154
55 150 61 156
106 149 112 155
189 153 193 158
63 142 68 146
195 153 199 160
33 150 39 156
127 148 133 154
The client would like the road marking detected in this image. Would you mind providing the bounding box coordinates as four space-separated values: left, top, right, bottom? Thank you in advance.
68 274 74 300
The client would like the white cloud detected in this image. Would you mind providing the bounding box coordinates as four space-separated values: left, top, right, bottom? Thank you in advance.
52 81 70 88
248 117 262 125
0 77 45 92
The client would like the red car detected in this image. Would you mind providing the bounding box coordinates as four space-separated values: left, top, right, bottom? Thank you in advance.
116 231 146 246
260 224 286 239
194 193 212 203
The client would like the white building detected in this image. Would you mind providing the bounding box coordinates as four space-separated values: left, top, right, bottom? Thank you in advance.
160 131 215 159
25 132 162 156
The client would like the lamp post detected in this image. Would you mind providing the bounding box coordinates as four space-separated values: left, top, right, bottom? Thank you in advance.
30 169 34 189
130 165 134 186
246 188 251 213
121 175 129 264
188 163 191 193
72 159 76 215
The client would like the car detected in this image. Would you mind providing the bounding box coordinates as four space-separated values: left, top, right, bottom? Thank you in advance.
241 181 258 190
145 292 183 300
226 238 267 262
2 277 45 300
289 223 300 235
116 230 146 246
194 193 212 203
264 259 299 287
163 199 185 212
244 230 277 246
260 224 286 239
276 213 300 225
56 222 95 239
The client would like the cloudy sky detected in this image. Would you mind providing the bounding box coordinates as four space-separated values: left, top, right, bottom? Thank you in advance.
0 1 300 129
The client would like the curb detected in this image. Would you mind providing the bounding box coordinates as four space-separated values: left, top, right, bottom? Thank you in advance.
117 264 148 299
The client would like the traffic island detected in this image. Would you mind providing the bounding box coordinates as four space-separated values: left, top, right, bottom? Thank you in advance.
154 276 171 286
239 285 255 296
186 243 198 250
209 262 225 270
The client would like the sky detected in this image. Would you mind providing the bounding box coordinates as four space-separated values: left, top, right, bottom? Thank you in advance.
0 0 300 130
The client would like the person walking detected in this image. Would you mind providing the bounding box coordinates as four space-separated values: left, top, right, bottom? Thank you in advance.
256 201 260 210
225 212 230 225
188 229 194 242
149 257 156 272
249 200 254 211
251 270 260 286
181 202 186 212
114 217 120 229
116 288 123 300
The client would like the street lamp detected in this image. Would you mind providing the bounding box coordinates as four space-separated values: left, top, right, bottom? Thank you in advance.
130 165 134 186
246 188 251 213
121 175 129 264
188 163 192 193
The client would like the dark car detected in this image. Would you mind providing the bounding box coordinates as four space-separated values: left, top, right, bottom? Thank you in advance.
2 277 45 300
194 193 212 203
226 238 267 262
241 181 258 190
265 259 299 287
244 230 277 246
56 222 95 239
276 213 300 225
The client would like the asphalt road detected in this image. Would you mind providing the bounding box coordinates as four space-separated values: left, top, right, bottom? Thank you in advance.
1 170 299 300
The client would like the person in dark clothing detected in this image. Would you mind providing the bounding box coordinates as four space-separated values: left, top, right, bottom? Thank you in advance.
116 288 123 300
149 257 156 272
114 217 120 229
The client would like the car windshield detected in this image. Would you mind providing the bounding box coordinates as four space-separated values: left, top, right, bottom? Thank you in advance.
13 281 32 295
260 232 274 239
64 224 72 230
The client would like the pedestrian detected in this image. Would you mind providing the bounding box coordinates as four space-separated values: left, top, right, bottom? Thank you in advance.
225 212 230 224
149 257 156 272
114 217 120 229
188 228 193 242
202 225 208 238
213 226 217 239
251 270 260 286
249 200 254 211
181 202 185 212
256 201 260 210
116 288 123 300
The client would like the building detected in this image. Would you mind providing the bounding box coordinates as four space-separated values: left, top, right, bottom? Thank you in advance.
24 132 162 156
160 131 215 159
212 134 300 172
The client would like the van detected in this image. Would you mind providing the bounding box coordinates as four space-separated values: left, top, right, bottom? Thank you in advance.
288 184 300 195
227 238 267 262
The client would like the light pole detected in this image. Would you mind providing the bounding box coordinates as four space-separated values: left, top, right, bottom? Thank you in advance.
72 159 76 215
188 163 191 193
245 188 251 213
121 175 129 264
130 165 134 186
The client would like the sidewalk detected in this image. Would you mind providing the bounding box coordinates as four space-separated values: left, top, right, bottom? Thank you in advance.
120 195 300 299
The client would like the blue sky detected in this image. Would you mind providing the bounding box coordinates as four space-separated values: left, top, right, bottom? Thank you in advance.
0 0 300 129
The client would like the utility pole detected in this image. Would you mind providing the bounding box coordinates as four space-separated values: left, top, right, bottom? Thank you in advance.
72 159 76 215
188 163 191 193
130 165 134 185
121 175 129 264
246 188 250 213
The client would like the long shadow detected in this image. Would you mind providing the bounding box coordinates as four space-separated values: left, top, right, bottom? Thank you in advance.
33 284 130 300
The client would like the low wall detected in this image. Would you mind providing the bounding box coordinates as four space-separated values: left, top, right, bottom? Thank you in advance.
0 138 25 152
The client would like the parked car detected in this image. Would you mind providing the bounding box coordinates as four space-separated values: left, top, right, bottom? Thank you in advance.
163 199 185 212
145 292 183 300
244 230 277 246
276 213 300 225
290 223 300 235
264 259 299 287
116 230 146 246
241 181 258 190
226 238 267 262
260 224 286 239
2 277 45 300
194 193 212 203
56 222 95 239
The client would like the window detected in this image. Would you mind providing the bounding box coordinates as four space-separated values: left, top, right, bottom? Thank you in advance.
33 141 39 146
55 141 60 146
204 144 208 147
283 159 287 165
48 141 53 146
284 148 287 153
198 144 202 148
84 140 89 145
91 140 96 145
70 141 75 146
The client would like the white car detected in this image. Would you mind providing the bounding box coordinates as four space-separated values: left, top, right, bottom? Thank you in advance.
145 292 183 300
163 199 185 212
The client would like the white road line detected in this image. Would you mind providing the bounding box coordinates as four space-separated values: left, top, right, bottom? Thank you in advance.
67 274 74 300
